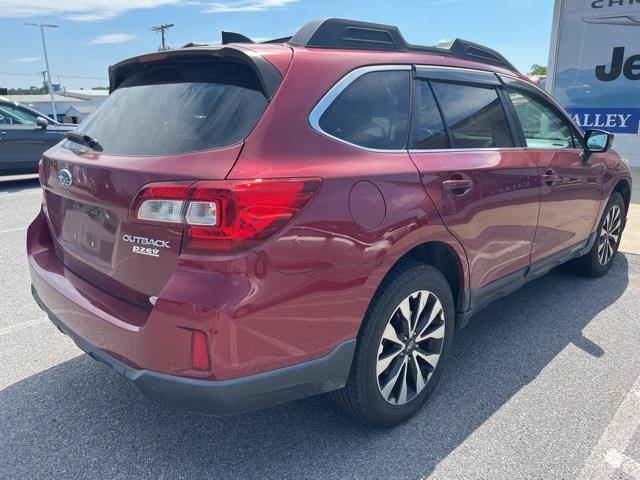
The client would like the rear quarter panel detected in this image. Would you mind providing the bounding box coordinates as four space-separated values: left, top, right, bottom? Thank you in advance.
207 48 469 377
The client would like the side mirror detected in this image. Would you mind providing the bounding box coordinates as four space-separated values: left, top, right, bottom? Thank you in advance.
36 117 49 129
584 129 613 153
583 129 613 163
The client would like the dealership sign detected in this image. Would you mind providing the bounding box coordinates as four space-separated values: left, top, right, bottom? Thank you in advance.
568 108 640 133
547 0 640 135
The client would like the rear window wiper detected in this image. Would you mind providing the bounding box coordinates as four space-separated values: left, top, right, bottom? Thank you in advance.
65 132 103 152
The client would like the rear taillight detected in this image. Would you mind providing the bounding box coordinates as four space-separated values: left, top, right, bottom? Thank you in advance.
38 159 43 183
132 178 321 253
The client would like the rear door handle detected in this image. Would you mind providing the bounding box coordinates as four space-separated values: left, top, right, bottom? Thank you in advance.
442 178 474 196
542 169 560 186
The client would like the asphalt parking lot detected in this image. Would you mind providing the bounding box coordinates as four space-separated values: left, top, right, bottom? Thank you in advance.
1 174 639 480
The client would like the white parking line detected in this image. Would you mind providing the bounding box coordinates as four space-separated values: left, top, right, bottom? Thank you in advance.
0 319 48 336
0 191 41 198
0 226 27 234
578 374 640 480
605 450 640 479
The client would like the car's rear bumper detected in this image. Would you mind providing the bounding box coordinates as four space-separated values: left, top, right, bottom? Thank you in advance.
27 207 357 415
32 285 355 416
28 206 361 380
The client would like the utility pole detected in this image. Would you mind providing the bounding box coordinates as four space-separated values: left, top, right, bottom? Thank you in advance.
25 23 58 120
151 23 174 51
40 71 47 92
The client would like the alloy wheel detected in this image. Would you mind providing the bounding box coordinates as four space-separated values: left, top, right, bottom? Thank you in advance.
376 290 446 406
598 204 622 265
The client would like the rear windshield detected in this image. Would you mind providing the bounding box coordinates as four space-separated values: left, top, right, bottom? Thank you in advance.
64 61 268 156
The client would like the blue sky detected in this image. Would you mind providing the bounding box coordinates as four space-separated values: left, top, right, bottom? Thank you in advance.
1 0 555 90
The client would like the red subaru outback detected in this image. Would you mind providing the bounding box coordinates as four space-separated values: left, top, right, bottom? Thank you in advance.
28 19 632 426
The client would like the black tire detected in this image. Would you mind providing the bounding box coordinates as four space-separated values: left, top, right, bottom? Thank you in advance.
572 191 626 277
331 262 455 427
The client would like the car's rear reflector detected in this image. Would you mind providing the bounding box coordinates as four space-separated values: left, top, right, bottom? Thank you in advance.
131 178 321 253
191 331 210 371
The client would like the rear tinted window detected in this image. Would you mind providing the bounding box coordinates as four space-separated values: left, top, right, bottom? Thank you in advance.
431 82 514 149
64 61 268 156
319 70 410 150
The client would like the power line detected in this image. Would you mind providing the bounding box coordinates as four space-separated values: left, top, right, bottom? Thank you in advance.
58 74 108 81
0 72 107 80
151 23 174 51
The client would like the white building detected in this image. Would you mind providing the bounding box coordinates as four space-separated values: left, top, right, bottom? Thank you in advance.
5 89 108 124
547 0 640 166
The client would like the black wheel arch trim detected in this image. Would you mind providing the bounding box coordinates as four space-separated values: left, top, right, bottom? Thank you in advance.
455 232 597 328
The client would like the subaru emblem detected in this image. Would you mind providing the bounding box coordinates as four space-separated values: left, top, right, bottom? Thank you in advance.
57 168 73 190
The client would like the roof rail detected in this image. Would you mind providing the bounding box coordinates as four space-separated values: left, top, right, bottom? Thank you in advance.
288 18 518 72
440 39 516 71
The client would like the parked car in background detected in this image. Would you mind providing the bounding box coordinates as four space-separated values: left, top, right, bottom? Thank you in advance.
0 97 76 175
28 18 632 426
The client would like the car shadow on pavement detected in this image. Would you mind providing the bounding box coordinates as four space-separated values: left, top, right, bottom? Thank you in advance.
0 255 630 480
0 176 39 195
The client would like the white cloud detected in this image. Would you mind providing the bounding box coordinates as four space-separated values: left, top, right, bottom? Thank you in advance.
0 0 181 21
11 57 41 63
203 0 297 13
89 33 138 44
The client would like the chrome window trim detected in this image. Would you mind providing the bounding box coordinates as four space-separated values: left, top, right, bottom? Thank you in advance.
308 64 412 153
408 147 583 154
409 147 523 154
309 64 585 154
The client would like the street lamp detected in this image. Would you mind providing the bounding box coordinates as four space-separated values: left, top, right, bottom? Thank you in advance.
25 23 58 120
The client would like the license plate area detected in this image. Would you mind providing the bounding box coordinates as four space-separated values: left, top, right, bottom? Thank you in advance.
59 199 119 262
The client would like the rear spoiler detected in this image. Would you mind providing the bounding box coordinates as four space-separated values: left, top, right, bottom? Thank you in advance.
108 46 283 100
220 31 293 45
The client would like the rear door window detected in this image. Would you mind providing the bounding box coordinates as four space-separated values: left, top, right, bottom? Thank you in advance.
431 82 515 149
414 80 450 150
65 61 269 156
318 70 411 150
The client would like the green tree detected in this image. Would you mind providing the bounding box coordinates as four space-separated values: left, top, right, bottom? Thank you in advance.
7 86 46 95
529 64 548 76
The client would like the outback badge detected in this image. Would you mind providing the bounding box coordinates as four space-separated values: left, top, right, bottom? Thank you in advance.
122 234 171 258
